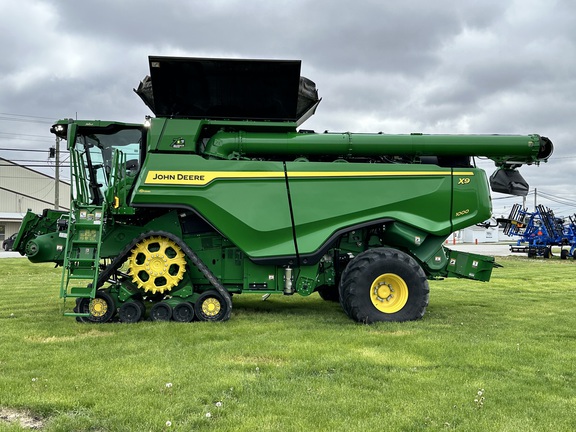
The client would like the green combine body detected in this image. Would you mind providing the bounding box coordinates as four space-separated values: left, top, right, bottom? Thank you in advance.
13 57 553 323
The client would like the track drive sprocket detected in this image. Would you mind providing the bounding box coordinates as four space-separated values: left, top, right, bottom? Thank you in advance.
127 236 186 294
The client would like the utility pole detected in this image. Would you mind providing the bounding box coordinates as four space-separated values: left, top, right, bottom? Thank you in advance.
54 136 60 210
534 187 537 211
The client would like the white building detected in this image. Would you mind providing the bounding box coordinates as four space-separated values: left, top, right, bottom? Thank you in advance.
447 218 504 244
460 224 501 243
0 157 70 243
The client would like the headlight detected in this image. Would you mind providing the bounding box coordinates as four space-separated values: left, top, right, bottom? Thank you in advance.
50 124 68 136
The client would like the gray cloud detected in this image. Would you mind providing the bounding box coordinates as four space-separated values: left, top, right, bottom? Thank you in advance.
1 0 575 214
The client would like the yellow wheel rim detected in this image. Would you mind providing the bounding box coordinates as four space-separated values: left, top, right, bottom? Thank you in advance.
201 297 221 317
89 298 108 317
369 273 409 314
127 236 186 294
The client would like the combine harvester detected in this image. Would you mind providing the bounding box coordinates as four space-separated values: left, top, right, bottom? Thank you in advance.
12 56 553 323
501 204 576 259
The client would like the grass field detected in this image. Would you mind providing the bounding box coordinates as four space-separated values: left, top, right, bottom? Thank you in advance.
0 256 575 431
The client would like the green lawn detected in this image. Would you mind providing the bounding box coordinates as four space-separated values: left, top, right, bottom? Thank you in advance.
0 256 575 431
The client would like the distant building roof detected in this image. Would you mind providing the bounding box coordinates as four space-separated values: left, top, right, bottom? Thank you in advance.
0 212 27 221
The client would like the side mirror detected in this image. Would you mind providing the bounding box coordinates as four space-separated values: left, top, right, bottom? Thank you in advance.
489 169 529 196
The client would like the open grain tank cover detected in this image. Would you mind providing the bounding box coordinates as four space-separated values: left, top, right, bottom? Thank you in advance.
135 56 320 123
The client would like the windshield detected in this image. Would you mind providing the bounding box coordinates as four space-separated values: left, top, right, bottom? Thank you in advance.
73 127 143 205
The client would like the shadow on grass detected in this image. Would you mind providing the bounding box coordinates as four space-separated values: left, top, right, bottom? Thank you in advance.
231 293 345 319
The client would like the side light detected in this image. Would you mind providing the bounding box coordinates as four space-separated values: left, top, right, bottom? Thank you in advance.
50 124 67 136
143 115 152 128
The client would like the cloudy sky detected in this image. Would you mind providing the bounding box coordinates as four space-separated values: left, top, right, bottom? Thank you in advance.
1 0 575 217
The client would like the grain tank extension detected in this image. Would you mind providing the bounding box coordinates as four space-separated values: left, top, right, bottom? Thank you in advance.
13 57 553 323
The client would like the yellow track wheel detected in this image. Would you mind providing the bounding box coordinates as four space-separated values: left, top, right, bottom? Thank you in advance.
127 236 186 294
195 290 229 321
201 297 221 317
369 273 409 314
89 298 109 317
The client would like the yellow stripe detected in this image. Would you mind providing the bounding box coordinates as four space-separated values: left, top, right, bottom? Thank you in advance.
144 170 475 186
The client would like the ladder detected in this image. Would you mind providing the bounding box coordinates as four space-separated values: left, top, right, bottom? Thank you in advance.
60 203 105 317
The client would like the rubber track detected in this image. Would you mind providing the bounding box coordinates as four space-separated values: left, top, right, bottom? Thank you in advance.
96 230 232 321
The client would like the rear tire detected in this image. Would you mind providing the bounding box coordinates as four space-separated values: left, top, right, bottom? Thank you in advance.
339 248 429 323
195 290 229 322
561 249 568 260
75 290 116 323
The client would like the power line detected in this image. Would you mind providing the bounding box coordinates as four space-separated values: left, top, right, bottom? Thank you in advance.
536 192 576 207
537 190 576 202
0 137 55 144
0 132 53 139
0 185 69 210
493 190 576 201
0 116 53 125
0 147 49 153
2 164 71 168
0 113 54 125
492 195 520 201
0 138 54 144
0 175 70 180
0 163 71 169
3 159 56 163
0 147 69 153
0 112 54 120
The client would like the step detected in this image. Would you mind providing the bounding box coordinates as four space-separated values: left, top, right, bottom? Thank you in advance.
68 287 94 296
67 271 97 280
63 294 93 299
70 240 99 248
68 258 98 264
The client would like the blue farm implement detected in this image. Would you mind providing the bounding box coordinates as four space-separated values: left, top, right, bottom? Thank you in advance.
500 204 576 259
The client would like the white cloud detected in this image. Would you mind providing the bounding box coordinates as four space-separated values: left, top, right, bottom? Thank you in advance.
0 0 574 213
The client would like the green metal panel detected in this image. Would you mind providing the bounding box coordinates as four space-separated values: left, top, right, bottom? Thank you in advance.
148 118 203 153
131 153 493 260
451 168 492 231
446 250 495 282
132 155 295 258
13 209 68 263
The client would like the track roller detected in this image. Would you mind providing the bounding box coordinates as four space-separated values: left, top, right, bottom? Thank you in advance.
172 302 195 322
118 300 146 323
150 302 173 321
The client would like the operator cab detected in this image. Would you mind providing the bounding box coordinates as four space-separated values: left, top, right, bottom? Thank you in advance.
51 121 144 205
